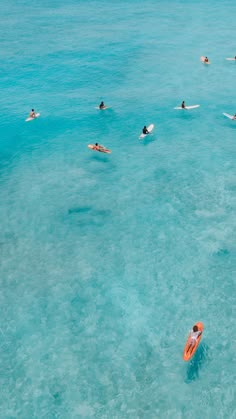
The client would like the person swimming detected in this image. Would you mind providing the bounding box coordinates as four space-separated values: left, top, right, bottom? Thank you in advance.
29 109 36 118
142 126 149 134
99 101 105 109
186 325 202 353
181 101 185 109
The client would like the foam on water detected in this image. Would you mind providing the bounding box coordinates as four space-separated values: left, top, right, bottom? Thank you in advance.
0 0 235 417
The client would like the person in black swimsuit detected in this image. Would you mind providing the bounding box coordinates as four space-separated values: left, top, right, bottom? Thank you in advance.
142 126 149 134
99 101 105 109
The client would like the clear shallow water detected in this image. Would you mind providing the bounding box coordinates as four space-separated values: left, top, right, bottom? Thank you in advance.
0 1 235 417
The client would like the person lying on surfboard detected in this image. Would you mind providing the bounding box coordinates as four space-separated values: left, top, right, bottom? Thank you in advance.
181 101 186 109
142 126 149 134
99 101 105 110
186 325 202 353
29 109 36 118
233 114 236 120
204 57 209 63
94 143 106 151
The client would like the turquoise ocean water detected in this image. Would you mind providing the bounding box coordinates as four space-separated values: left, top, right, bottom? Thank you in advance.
0 1 235 417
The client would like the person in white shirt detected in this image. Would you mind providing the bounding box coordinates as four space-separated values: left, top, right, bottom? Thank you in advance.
186 324 202 353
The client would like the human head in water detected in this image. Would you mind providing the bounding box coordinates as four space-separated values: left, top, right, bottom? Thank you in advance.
32 109 34 111
95 143 98 146
193 325 198 332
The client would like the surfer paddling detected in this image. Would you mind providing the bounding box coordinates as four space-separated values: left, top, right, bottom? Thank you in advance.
186 325 202 354
93 143 106 152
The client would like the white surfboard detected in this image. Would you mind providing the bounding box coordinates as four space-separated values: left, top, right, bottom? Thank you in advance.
226 58 236 61
223 113 235 120
95 106 111 110
139 124 154 139
25 113 40 122
174 105 200 110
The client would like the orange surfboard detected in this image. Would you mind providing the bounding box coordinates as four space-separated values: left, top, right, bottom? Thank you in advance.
183 322 204 361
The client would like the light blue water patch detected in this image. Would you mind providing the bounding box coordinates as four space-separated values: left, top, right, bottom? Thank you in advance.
0 0 235 417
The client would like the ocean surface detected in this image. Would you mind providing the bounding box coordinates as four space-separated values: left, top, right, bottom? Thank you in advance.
0 1 235 417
